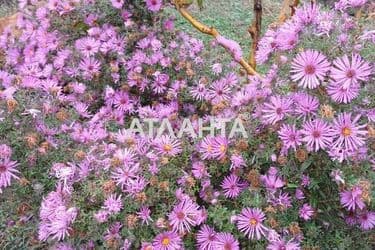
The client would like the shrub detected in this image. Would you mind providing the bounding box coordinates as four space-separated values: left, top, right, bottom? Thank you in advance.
0 0 374 249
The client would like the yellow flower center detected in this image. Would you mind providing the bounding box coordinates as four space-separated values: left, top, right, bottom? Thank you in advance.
163 144 172 152
342 127 351 137
219 145 226 153
207 145 212 153
249 218 258 226
162 237 170 246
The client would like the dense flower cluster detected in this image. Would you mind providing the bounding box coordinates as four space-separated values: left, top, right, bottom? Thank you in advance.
0 0 373 249
256 2 373 161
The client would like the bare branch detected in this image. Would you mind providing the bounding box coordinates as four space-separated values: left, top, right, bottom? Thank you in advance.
277 0 299 25
177 7 219 37
248 0 262 69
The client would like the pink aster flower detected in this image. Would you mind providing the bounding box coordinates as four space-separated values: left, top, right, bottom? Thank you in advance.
261 167 285 190
330 169 345 185
278 124 303 151
0 144 12 159
152 72 169 94
0 71 13 88
358 210 375 230
196 225 217 250
199 136 216 160
0 158 19 193
328 147 353 162
295 2 320 25
349 0 368 8
267 239 301 250
330 54 372 89
192 161 209 179
275 31 299 51
293 92 320 119
301 174 311 187
94 210 109 223
73 102 91 118
168 197 201 233
152 231 182 250
140 242 153 250
113 90 134 113
213 232 240 250
113 148 137 166
256 33 276 64
53 243 75 250
301 119 334 152
111 163 139 189
295 188 305 200
103 194 123 214
317 11 334 36
122 239 132 250
332 113 367 152
221 174 247 199
75 37 100 57
137 206 153 225
145 0 163 12
340 186 366 211
164 17 175 31
211 63 223 75
345 213 357 226
154 135 182 157
236 207 268 240
208 79 232 104
190 81 208 101
262 95 293 125
18 0 28 9
111 0 124 9
211 136 229 160
230 154 246 170
327 80 360 104
299 204 314 221
104 222 122 242
38 191 78 241
79 57 101 80
273 192 292 210
291 50 330 89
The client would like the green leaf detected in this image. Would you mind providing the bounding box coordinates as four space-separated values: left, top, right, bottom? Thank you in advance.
287 183 298 188
301 157 313 172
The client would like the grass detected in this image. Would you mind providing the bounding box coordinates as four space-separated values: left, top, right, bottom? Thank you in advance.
167 0 281 56
0 1 17 18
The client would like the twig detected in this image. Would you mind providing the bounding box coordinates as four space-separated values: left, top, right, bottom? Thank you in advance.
177 6 219 37
277 0 291 23
174 2 259 76
277 0 299 25
248 0 262 69
290 0 300 17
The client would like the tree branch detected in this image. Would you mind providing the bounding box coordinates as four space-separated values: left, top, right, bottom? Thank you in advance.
177 7 219 37
174 2 259 76
248 0 262 69
277 0 299 24
290 0 300 17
